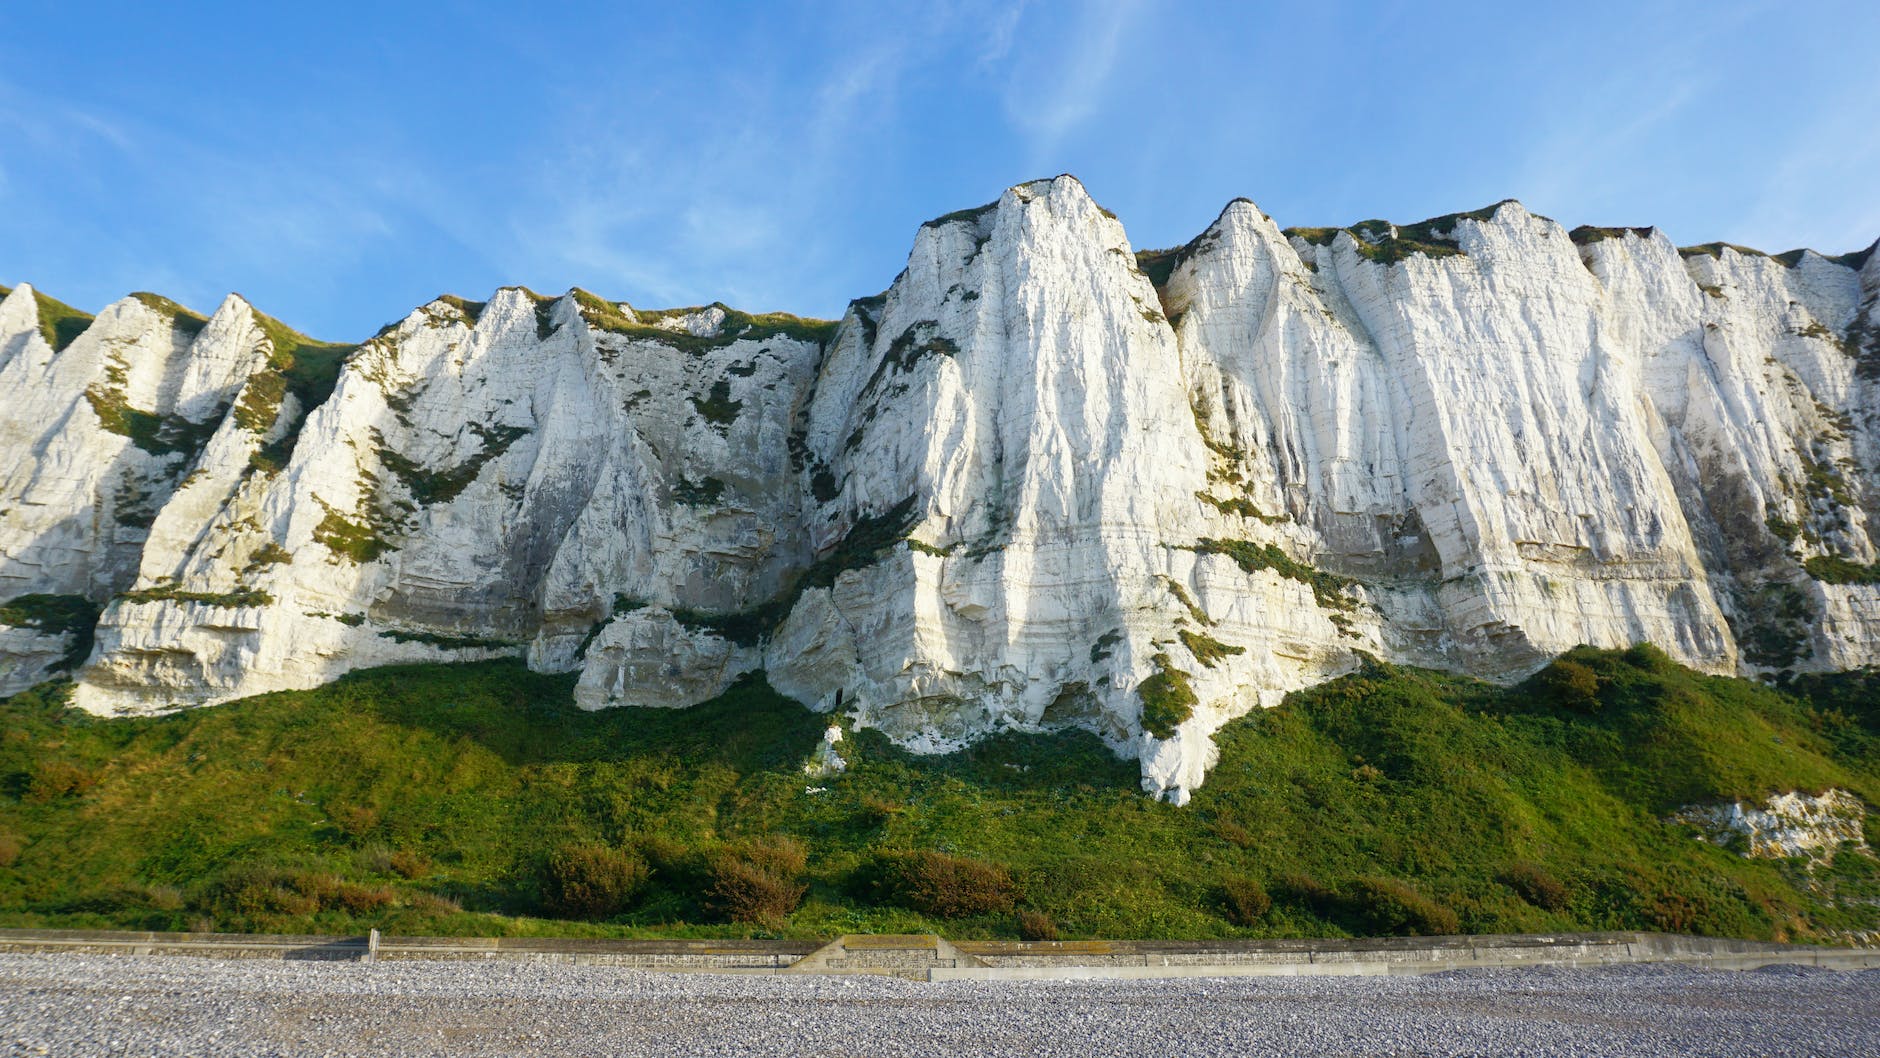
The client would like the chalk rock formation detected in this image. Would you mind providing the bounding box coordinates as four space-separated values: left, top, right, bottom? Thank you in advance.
2 177 1877 801
1673 789 1870 863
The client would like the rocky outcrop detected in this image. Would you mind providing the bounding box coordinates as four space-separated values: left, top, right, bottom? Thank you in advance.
1673 789 1870 863
2 178 1876 801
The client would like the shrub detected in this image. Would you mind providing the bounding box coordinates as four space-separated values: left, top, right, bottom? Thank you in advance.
858 794 904 826
1533 657 1602 712
636 834 699 881
875 850 1018 918
387 850 430 879
333 883 396 913
0 832 22 868
1643 890 1704 934
1220 877 1272 926
1343 877 1460 936
1273 873 1339 918
331 804 381 841
1179 629 1244 668
1585 866 1763 937
201 863 342 921
1016 909 1059 941
1501 861 1570 911
1623 642 1673 674
138 883 185 912
27 761 97 803
706 836 808 925
541 843 650 919
1211 818 1255 848
403 890 462 916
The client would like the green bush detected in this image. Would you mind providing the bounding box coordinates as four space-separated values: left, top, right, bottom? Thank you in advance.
200 863 342 922
1219 877 1271 925
1623 642 1674 674
1342 877 1460 936
541 843 650 919
1274 873 1340 918
27 760 97 803
330 804 380 841
403 891 462 917
1531 657 1602 712
362 844 429 879
1501 862 1570 911
874 850 1018 918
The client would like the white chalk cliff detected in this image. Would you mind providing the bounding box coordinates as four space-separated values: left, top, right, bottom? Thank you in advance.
3 177 1877 802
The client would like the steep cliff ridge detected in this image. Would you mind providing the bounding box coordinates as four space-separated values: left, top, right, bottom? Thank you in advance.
3 176 1876 801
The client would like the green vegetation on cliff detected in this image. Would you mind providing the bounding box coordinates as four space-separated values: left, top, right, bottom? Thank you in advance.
0 646 1874 942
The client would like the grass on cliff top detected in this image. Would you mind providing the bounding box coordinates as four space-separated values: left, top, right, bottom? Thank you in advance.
4 287 96 352
0 646 1875 943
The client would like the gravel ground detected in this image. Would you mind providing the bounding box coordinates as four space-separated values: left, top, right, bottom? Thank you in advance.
0 953 1876 1057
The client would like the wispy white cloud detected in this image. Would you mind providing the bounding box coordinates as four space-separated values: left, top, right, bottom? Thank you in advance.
1511 80 1704 215
488 4 956 313
977 0 1031 67
998 0 1141 158
1730 102 1880 253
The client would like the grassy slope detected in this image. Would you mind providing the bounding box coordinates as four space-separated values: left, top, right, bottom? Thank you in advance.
0 647 1874 941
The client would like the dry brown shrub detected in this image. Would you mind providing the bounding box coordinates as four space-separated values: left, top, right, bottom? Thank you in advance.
1016 909 1058 941
1220 877 1271 926
876 850 1018 918
330 804 381 840
334 883 396 913
27 761 97 803
387 850 430 879
1501 861 1570 911
707 836 808 925
1211 818 1255 848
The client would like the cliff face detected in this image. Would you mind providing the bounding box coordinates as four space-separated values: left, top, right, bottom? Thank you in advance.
3 177 1876 801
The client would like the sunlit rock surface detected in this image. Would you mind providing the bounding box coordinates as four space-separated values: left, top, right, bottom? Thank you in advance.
3 177 1876 800
1673 789 1870 863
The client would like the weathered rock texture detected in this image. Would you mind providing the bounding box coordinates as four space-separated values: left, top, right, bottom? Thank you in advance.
3 178 1877 800
1673 789 1870 863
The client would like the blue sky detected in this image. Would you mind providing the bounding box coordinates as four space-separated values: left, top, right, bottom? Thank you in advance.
3 1 1877 339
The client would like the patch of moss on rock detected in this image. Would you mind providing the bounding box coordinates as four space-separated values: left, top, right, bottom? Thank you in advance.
120 585 273 607
310 484 407 565
1179 629 1244 668
375 422 530 507
232 310 355 448
27 288 94 352
1569 225 1655 245
1138 653 1198 739
131 292 208 335
691 380 743 428
1192 538 1357 611
1804 556 1880 585
672 476 727 506
573 291 839 354
376 629 518 651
